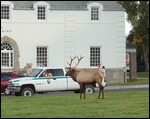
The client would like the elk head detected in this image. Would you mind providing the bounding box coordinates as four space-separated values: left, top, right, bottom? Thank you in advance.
65 55 84 76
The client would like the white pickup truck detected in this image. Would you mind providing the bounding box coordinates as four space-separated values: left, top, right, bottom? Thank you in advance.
8 67 96 96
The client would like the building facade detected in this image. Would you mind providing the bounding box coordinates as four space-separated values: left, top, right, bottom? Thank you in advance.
1 1 125 78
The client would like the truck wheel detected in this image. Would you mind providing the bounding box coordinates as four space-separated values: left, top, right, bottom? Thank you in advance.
85 84 95 93
4 87 11 95
21 87 34 96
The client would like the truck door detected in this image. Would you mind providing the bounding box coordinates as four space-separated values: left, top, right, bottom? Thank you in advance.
52 69 67 90
34 77 58 92
34 68 68 92
53 76 68 90
34 69 58 92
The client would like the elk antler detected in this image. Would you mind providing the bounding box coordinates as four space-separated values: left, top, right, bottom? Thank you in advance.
67 55 84 69
74 55 84 68
67 55 77 68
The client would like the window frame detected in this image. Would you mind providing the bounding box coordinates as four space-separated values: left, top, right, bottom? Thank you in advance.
91 6 100 21
36 46 48 67
1 5 10 20
37 5 46 20
1 42 14 68
90 46 101 67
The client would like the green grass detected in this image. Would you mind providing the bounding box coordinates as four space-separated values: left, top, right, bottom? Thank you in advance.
109 79 149 86
127 72 149 78
137 72 149 78
1 90 149 118
109 71 149 86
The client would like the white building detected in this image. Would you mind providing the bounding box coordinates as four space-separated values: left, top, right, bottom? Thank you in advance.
1 1 125 75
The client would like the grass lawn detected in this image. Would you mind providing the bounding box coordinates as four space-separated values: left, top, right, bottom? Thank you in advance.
1 90 149 118
109 71 149 86
109 79 149 86
127 72 149 78
136 72 149 78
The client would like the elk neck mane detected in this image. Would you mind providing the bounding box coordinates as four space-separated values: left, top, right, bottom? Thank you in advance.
69 69 80 82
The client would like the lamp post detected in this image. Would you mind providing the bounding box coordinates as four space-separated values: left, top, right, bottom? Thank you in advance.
124 67 126 83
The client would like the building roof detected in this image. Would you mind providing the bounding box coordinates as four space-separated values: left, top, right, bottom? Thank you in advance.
126 42 136 49
10 1 125 11
126 42 136 53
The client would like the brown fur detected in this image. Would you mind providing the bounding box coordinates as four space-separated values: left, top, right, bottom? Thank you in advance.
66 56 105 99
66 68 105 99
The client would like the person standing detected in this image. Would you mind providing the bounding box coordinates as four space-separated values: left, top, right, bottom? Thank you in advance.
102 66 106 83
98 65 107 87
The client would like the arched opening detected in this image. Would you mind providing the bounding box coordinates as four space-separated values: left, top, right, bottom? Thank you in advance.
1 36 20 72
1 42 13 68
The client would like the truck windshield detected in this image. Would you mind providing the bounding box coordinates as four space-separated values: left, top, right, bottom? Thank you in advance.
30 69 43 77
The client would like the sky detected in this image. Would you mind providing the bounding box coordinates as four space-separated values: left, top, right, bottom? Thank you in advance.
125 20 133 36
125 13 133 36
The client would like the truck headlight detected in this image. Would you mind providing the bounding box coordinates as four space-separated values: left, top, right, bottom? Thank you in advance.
13 83 20 86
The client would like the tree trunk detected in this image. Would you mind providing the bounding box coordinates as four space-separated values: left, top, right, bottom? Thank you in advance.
144 50 149 71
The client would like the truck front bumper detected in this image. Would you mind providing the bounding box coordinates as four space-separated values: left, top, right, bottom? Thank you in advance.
8 86 21 93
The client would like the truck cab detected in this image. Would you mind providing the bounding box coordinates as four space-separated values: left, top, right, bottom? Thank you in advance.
8 67 79 96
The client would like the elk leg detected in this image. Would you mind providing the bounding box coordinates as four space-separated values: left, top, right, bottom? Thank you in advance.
101 87 104 99
83 83 86 99
79 83 83 99
97 80 102 99
98 84 101 99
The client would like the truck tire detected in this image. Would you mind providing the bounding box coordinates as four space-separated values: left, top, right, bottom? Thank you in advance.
4 87 11 95
85 84 95 93
21 87 34 96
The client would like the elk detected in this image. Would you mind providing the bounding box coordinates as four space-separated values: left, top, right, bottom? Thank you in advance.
65 55 105 99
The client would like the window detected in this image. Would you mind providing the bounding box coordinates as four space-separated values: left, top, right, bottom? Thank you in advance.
37 6 46 20
1 5 10 19
90 47 101 66
47 69 64 76
1 73 14 80
1 43 13 67
36 47 48 67
53 69 64 76
91 7 99 20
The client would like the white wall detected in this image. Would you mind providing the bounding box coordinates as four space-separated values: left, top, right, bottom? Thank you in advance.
1 1 125 69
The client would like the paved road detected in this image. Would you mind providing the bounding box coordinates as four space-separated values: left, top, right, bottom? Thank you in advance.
101 84 149 90
1 84 149 97
96 84 149 93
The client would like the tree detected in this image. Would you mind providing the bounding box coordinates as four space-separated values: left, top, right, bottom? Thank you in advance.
118 1 149 71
